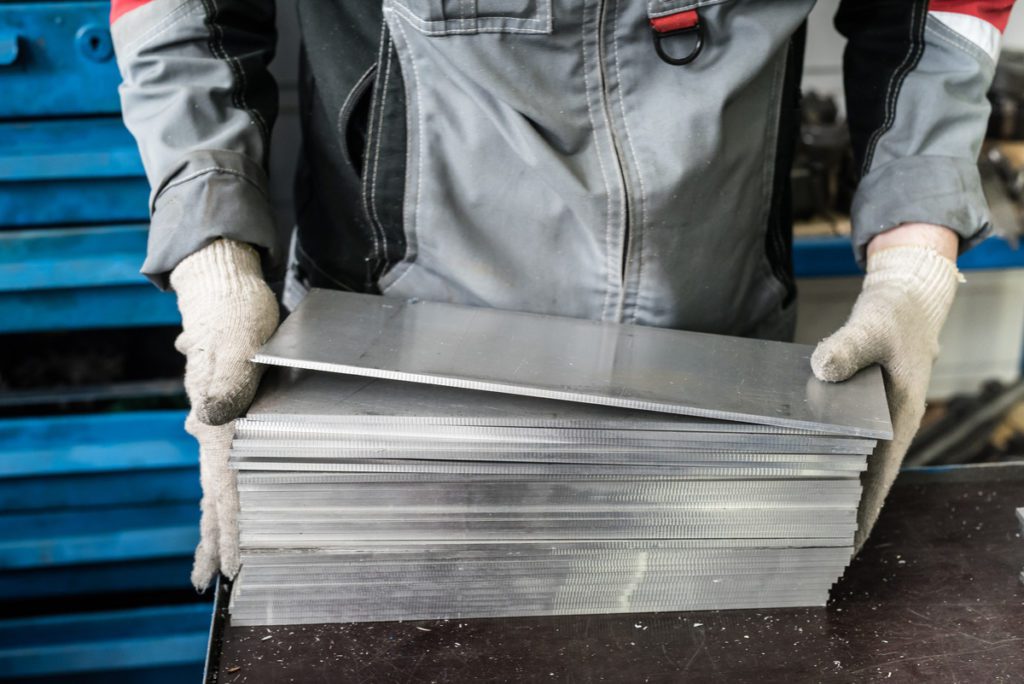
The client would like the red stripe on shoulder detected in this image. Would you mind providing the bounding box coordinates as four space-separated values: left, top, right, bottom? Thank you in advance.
929 0 1015 32
111 0 155 24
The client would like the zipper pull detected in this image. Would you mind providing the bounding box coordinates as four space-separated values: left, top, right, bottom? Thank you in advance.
650 10 704 66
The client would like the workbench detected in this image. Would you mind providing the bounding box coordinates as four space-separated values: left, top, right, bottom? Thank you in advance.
205 463 1024 683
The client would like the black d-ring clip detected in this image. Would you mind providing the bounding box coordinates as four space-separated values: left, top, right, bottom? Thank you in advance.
650 11 704 66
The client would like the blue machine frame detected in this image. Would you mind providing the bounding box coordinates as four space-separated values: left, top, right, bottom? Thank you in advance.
0 2 123 118
0 603 209 681
0 410 198 581
0 224 179 332
793 233 1024 278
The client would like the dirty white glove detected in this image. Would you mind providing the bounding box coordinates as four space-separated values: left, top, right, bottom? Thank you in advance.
811 246 961 550
171 239 279 426
186 415 239 589
170 238 279 589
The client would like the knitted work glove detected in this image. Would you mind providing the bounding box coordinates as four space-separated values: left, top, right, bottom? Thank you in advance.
170 239 279 589
170 239 279 426
811 246 961 550
185 415 239 589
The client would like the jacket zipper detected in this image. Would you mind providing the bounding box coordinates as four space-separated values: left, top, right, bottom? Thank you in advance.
595 0 633 300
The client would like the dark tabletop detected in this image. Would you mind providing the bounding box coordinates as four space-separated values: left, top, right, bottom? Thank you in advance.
209 464 1024 683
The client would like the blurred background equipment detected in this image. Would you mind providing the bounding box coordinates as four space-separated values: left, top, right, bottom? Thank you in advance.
790 90 855 226
988 49 1024 141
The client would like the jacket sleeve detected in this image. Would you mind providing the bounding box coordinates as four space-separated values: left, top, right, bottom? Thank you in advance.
111 0 279 290
836 0 1015 267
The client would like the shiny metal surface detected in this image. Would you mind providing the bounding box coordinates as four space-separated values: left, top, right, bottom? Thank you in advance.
234 568 841 590
235 472 862 486
230 447 867 468
242 497 848 511
247 369 818 433
236 562 851 583
231 581 842 604
229 457 863 477
227 597 826 626
233 425 876 453
229 534 855 621
239 522 857 544
255 291 893 439
237 480 862 508
238 539 853 554
228 570 838 624
233 299 880 624
231 577 839 602
241 545 849 566
239 513 857 542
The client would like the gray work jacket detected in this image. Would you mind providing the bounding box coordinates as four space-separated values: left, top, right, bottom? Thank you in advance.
112 0 999 338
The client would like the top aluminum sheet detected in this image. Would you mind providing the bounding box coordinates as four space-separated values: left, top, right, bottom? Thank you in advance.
256 291 892 438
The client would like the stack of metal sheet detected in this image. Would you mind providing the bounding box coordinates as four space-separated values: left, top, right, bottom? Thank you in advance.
228 290 892 626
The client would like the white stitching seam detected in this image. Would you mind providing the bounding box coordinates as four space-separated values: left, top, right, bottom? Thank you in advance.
360 20 389 266
370 44 396 269
202 0 269 148
379 14 425 294
611 0 648 324
580 0 616 321
862 0 927 176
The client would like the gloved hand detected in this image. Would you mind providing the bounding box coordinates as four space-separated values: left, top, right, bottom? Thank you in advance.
185 415 239 589
170 238 279 589
811 244 961 550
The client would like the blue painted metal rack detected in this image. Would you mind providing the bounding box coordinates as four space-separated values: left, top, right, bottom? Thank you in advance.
0 2 207 681
792 232 1024 278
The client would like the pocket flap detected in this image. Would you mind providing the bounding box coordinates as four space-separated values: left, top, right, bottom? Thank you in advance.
388 0 553 35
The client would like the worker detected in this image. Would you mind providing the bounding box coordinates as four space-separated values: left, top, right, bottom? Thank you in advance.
110 0 1011 590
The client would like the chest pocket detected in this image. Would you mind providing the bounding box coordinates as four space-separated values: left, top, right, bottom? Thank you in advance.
387 0 553 35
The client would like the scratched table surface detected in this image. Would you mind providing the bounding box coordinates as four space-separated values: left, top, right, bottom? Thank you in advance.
208 463 1024 683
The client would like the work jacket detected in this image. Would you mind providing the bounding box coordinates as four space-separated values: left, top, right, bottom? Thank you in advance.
111 0 1002 339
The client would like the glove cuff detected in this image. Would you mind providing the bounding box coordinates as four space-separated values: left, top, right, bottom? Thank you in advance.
170 238 266 302
864 246 961 331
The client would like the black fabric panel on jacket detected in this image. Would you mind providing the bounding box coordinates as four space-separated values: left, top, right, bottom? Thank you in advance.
835 0 928 177
198 0 279 167
293 0 390 293
763 23 805 311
